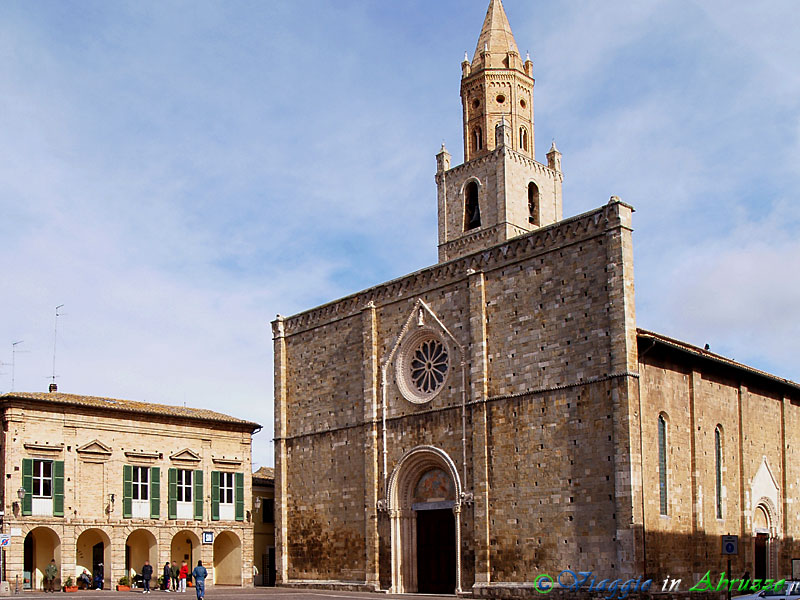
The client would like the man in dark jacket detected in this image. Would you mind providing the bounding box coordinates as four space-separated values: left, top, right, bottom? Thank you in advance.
142 561 153 594
163 562 172 592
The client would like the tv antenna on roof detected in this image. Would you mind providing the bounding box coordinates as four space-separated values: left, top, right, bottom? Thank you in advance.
51 304 64 388
11 340 28 392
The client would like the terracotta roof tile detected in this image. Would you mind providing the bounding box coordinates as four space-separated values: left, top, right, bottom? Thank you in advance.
637 329 800 392
1 391 261 430
253 466 274 482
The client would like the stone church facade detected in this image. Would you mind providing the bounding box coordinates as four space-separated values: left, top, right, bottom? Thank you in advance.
273 0 800 594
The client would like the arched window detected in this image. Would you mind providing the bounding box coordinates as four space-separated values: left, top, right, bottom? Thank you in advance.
464 181 481 231
528 182 539 226
658 415 668 515
472 127 483 152
715 426 723 519
519 126 528 152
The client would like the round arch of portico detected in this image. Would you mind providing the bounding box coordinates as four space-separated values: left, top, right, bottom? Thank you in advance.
74 527 112 589
22 525 62 590
386 445 463 594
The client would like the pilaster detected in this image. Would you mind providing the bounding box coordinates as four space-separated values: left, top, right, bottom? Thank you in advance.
361 302 380 589
467 269 490 584
271 316 289 584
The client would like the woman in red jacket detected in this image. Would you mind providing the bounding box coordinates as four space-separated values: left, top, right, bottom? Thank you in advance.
178 561 189 593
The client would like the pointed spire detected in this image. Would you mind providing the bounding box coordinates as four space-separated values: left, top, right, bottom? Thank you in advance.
472 0 519 66
549 139 559 153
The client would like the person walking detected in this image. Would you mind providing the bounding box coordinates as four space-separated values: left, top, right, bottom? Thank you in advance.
191 561 207 600
44 559 58 593
163 562 172 592
93 563 104 590
142 560 153 594
178 561 189 593
171 562 179 592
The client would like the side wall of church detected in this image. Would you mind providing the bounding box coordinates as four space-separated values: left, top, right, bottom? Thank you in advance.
639 349 800 582
276 201 640 589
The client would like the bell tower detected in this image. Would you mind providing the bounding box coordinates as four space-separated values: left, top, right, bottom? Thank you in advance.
461 0 534 162
435 0 564 263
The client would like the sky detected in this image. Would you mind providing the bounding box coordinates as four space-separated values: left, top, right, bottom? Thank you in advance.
1 1 798 469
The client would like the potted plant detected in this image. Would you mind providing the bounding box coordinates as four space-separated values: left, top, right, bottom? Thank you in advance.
63 576 78 593
117 576 131 592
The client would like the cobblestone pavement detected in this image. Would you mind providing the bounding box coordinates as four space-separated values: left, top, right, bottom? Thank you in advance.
11 588 455 600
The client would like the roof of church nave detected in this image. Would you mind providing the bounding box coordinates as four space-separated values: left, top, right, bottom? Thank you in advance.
1 390 261 429
638 329 800 393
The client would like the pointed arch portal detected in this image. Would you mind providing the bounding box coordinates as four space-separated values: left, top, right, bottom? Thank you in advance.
387 446 462 594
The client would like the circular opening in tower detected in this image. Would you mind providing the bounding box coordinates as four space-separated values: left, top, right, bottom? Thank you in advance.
472 99 480 109
396 329 450 404
496 94 506 104
520 98 527 108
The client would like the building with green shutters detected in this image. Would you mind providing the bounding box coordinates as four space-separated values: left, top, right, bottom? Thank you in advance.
0 388 260 590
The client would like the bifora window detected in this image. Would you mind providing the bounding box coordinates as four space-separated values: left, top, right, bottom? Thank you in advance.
177 469 192 502
32 460 53 497
132 466 149 501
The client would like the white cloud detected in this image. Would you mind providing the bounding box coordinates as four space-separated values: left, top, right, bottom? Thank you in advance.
1 1 799 472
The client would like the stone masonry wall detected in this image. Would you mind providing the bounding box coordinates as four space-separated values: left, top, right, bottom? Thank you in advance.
275 201 639 590
638 348 800 581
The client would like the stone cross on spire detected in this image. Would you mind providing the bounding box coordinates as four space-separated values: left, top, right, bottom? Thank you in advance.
472 0 519 66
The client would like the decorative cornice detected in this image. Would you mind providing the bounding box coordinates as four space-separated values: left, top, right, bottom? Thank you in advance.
23 443 64 454
211 457 243 466
124 451 160 461
282 203 627 337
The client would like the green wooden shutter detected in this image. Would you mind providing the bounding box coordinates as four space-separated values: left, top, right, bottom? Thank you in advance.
234 472 244 522
22 458 33 516
150 467 160 519
122 465 133 518
211 471 220 521
193 470 203 520
53 460 65 516
168 468 177 519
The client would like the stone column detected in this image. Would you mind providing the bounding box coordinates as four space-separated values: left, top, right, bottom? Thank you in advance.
271 316 289 584
362 302 380 590
453 504 462 594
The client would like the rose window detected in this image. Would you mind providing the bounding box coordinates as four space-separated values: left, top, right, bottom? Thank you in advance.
396 330 451 404
410 339 448 394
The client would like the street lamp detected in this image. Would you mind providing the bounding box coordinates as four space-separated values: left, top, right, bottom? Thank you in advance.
12 487 25 511
253 496 262 511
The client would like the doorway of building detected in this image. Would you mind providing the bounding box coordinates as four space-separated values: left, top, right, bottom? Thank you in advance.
261 548 275 586
23 533 33 590
755 533 768 580
416 508 456 594
92 543 103 576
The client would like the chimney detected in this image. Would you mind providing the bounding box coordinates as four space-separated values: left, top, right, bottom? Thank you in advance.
49 383 58 393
